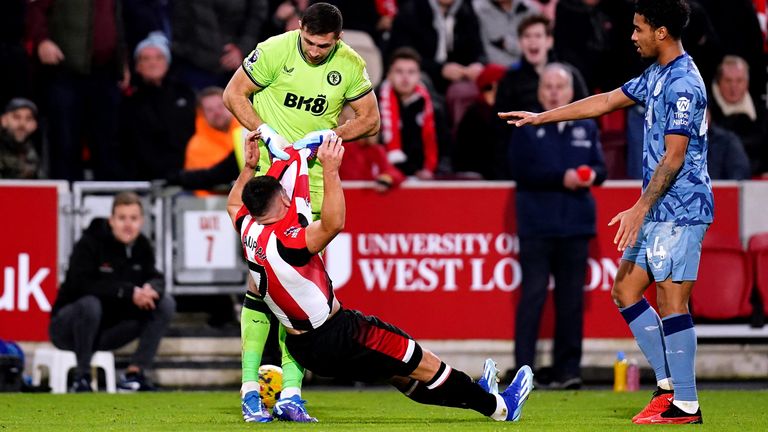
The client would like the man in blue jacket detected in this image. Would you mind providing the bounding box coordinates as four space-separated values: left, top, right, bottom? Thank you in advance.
508 63 606 389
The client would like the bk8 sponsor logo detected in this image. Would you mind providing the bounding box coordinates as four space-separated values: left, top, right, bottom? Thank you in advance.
283 92 329 116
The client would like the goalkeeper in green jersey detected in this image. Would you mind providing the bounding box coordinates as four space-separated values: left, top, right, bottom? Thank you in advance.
222 2 380 423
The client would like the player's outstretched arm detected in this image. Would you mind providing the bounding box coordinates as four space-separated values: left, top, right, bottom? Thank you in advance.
334 91 381 140
499 87 635 127
227 131 261 227
223 67 265 131
305 135 346 254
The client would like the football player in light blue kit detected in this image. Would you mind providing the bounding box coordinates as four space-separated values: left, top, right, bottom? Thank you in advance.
499 0 710 424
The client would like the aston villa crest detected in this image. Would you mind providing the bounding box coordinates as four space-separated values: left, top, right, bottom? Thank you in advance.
327 71 342 86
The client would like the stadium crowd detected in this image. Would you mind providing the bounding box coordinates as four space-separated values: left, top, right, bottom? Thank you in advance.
1 0 767 184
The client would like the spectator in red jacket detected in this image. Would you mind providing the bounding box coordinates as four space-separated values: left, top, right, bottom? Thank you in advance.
377 47 443 179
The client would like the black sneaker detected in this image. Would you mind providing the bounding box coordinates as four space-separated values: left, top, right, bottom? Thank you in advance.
70 373 93 393
117 371 157 392
549 376 582 390
527 367 554 388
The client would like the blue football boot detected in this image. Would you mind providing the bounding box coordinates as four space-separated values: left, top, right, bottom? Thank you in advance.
273 395 318 422
242 390 273 423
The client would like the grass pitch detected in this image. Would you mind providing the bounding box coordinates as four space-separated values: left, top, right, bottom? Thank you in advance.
1 389 767 431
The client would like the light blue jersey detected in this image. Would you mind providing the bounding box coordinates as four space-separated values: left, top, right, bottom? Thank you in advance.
621 52 714 226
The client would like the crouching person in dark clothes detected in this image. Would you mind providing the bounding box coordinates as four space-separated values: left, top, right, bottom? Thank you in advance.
226 132 534 422
50 192 175 392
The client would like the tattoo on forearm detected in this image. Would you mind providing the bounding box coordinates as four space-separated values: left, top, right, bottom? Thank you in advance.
641 154 680 207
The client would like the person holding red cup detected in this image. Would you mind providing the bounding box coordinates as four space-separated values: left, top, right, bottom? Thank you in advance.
503 63 607 390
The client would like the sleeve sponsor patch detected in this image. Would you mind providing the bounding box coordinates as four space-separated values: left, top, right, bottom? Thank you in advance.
243 49 260 69
284 226 301 238
671 96 691 128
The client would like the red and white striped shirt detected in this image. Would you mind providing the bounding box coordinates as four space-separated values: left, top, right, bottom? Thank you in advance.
236 149 334 331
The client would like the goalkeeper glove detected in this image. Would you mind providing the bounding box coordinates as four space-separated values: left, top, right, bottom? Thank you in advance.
293 130 337 159
257 124 291 161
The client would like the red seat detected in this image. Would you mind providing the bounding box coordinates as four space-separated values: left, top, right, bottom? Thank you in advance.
598 109 628 179
748 233 768 315
702 231 743 249
691 245 753 320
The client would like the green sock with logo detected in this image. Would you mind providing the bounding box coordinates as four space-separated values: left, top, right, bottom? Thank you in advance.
241 292 271 383
278 324 305 393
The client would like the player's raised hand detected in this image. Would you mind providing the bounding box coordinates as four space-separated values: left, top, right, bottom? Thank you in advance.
245 128 262 144
243 130 261 170
317 134 344 172
608 205 646 251
498 111 539 127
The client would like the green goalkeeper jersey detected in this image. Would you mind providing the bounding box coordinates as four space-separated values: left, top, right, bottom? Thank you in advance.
242 30 372 218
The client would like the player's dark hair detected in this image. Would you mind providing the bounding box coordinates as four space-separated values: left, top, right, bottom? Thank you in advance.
634 0 690 40
242 176 283 218
301 2 343 37
517 14 552 37
112 191 143 214
387 47 422 71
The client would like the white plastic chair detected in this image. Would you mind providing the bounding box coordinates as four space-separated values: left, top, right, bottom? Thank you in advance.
31 348 116 393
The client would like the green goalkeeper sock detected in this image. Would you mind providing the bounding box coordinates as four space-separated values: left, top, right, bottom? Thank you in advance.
278 324 305 390
241 292 271 383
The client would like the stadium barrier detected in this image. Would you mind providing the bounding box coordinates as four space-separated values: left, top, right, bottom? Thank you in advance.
1 180 767 343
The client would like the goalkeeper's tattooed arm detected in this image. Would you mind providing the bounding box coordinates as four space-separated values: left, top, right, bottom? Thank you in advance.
334 91 380 140
224 67 265 131
224 67 291 160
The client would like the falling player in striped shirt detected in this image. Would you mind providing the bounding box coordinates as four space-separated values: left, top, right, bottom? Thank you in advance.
223 3 379 421
227 132 534 423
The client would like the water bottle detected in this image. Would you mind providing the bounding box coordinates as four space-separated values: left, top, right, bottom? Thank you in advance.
613 351 628 392
627 359 640 391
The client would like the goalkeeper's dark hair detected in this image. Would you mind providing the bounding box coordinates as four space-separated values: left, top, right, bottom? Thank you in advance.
634 0 690 40
301 2 343 37
242 176 283 218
